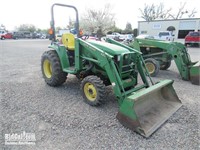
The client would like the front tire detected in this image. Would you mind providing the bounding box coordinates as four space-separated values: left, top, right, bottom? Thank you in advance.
81 75 106 106
41 50 67 86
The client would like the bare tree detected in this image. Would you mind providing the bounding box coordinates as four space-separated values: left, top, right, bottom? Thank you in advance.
0 24 6 30
80 4 115 35
167 2 197 19
139 2 197 21
139 3 171 21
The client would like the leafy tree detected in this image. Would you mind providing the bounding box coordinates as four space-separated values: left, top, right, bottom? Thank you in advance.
122 22 133 34
41 29 49 34
37 28 41 33
108 26 123 34
80 4 115 35
55 26 62 32
17 24 36 32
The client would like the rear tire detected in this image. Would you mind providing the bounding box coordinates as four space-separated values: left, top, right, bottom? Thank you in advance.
41 50 67 86
144 58 160 77
81 75 106 106
160 61 171 70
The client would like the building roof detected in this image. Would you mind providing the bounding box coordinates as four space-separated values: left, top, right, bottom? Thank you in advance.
138 18 200 23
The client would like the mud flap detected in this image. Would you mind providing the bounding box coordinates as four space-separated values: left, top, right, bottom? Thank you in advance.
190 61 200 85
117 79 182 137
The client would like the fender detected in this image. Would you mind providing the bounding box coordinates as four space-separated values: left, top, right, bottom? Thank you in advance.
48 44 70 70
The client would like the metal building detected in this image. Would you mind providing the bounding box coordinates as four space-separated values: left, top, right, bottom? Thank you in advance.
138 18 200 39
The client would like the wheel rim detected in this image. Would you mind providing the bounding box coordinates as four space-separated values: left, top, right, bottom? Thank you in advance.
146 62 155 74
84 82 97 101
43 59 52 78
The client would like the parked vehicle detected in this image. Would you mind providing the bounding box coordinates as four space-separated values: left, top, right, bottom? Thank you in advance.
0 29 7 40
23 32 31 38
122 34 134 44
136 34 154 39
4 33 13 39
31 33 41 39
40 34 48 39
0 30 14 39
12 32 24 39
106 32 121 39
185 31 200 47
154 31 174 41
124 34 134 42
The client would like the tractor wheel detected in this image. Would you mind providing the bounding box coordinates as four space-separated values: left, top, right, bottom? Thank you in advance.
144 58 160 77
160 61 171 70
41 50 67 86
81 75 106 106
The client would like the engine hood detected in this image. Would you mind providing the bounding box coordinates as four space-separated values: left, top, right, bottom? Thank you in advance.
88 40 129 55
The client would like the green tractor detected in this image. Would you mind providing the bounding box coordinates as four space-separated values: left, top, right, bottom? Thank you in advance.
125 38 200 85
41 3 182 137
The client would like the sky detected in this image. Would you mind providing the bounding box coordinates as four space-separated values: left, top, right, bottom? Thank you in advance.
0 0 200 31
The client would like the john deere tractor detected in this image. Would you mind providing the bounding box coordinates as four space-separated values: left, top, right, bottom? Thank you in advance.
41 3 182 137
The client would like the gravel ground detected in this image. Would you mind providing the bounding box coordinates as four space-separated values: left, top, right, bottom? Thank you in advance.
0 39 199 150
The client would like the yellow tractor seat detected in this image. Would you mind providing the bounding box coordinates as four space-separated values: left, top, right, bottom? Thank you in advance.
61 33 75 50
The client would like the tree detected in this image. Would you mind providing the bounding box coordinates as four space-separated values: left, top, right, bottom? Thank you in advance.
122 22 133 34
41 29 49 34
37 28 41 33
0 24 6 30
139 2 197 21
112 26 123 34
80 4 115 35
17 24 36 32
67 17 75 30
139 3 171 21
167 2 197 19
55 26 62 32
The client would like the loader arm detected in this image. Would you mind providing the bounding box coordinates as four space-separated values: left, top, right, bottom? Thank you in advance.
133 38 199 82
75 38 150 105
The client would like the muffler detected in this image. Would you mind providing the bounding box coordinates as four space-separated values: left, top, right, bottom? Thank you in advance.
117 79 182 137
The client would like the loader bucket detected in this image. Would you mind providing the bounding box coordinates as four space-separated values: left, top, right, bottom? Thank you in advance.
190 61 200 85
117 79 182 137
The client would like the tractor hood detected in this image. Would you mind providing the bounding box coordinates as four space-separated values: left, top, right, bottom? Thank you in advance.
88 40 129 55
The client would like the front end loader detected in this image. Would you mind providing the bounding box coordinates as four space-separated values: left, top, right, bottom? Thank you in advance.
127 38 200 85
41 3 182 137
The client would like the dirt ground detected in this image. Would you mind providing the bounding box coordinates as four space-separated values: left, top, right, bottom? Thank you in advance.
0 39 199 150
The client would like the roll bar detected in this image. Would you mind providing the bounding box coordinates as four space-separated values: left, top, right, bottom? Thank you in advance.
50 3 79 41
